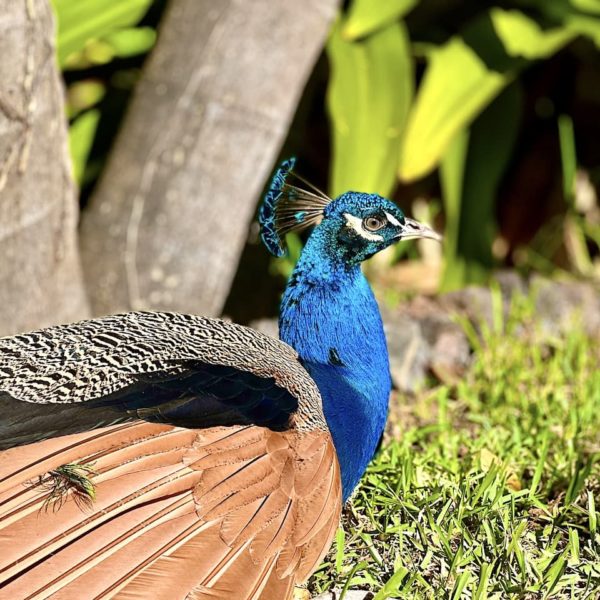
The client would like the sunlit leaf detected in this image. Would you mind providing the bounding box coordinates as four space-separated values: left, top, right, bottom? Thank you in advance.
564 13 600 47
571 0 600 13
439 127 470 289
534 0 600 47
51 0 153 66
399 35 508 181
440 84 521 291
66 80 106 118
69 109 100 185
328 19 413 197
399 10 577 181
491 8 575 58
103 27 157 58
343 0 418 40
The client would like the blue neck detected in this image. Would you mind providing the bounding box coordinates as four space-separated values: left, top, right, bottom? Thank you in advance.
279 229 391 500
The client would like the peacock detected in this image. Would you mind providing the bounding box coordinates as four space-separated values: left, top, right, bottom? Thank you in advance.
0 158 440 599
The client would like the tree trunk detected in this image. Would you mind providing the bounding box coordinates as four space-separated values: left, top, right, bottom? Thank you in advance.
80 0 339 317
0 0 89 336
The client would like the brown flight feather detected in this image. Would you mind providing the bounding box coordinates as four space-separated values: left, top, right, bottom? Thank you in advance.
0 421 341 599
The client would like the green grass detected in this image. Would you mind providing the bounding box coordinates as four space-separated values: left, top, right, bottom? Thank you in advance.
309 295 600 599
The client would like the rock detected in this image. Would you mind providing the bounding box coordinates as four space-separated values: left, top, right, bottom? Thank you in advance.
382 272 600 392
531 276 600 338
381 308 431 393
440 285 495 331
438 271 528 331
495 270 528 298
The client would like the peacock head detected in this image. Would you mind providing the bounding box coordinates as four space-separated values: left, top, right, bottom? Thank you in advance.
259 158 441 265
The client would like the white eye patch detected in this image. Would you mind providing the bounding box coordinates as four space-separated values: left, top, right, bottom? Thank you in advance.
343 213 384 242
384 211 402 227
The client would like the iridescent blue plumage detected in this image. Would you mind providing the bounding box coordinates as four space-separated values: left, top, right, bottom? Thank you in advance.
260 160 441 500
259 157 330 257
259 158 296 256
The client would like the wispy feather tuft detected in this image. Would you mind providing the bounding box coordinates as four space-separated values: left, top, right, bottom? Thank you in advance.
259 158 330 256
28 462 98 513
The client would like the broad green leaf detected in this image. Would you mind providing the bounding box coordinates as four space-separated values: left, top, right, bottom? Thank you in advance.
491 8 576 58
564 13 600 47
66 27 156 68
535 0 600 46
343 0 418 40
399 9 577 181
69 109 100 185
439 127 469 280
327 19 413 197
51 0 153 66
398 35 509 181
103 27 157 58
66 80 106 118
440 84 521 291
572 0 600 12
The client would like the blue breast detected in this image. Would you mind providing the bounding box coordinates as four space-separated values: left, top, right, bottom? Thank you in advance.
279 236 391 500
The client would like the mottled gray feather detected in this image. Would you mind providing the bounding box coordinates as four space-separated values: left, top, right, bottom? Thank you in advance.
0 312 327 447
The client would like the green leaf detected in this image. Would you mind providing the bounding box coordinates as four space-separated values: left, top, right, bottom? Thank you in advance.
51 0 154 66
491 8 576 59
440 83 521 291
398 34 508 181
571 0 600 13
564 13 600 48
542 550 567 597
103 27 157 58
372 564 409 599
66 80 106 118
69 109 100 185
399 9 577 181
343 0 418 40
450 571 472 600
327 18 413 197
533 0 600 47
439 127 469 290
473 562 492 600
558 114 577 204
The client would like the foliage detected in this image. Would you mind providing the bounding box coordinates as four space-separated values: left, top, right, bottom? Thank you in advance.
51 0 157 185
309 293 600 598
327 0 600 290
327 18 413 198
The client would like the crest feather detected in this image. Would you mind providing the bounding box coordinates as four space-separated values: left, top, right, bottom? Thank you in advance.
259 158 330 257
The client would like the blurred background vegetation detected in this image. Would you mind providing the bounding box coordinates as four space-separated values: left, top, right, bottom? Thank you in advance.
53 0 600 319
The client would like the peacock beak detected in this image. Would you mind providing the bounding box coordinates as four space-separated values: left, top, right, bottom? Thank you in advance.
396 217 442 242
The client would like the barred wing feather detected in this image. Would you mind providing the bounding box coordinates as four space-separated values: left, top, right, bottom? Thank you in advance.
0 313 341 599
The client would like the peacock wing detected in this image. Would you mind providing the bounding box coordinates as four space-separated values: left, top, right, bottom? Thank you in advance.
0 422 341 599
0 312 341 599
0 311 326 447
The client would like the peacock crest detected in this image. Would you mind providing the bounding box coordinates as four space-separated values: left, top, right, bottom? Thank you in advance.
259 157 331 257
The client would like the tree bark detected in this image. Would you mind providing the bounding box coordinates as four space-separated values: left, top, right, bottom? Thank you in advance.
0 0 89 336
80 0 339 317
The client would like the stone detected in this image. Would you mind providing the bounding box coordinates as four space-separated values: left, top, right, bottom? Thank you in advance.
530 276 600 338
381 308 431 393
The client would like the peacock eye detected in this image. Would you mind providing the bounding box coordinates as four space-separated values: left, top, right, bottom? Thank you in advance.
363 215 386 232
